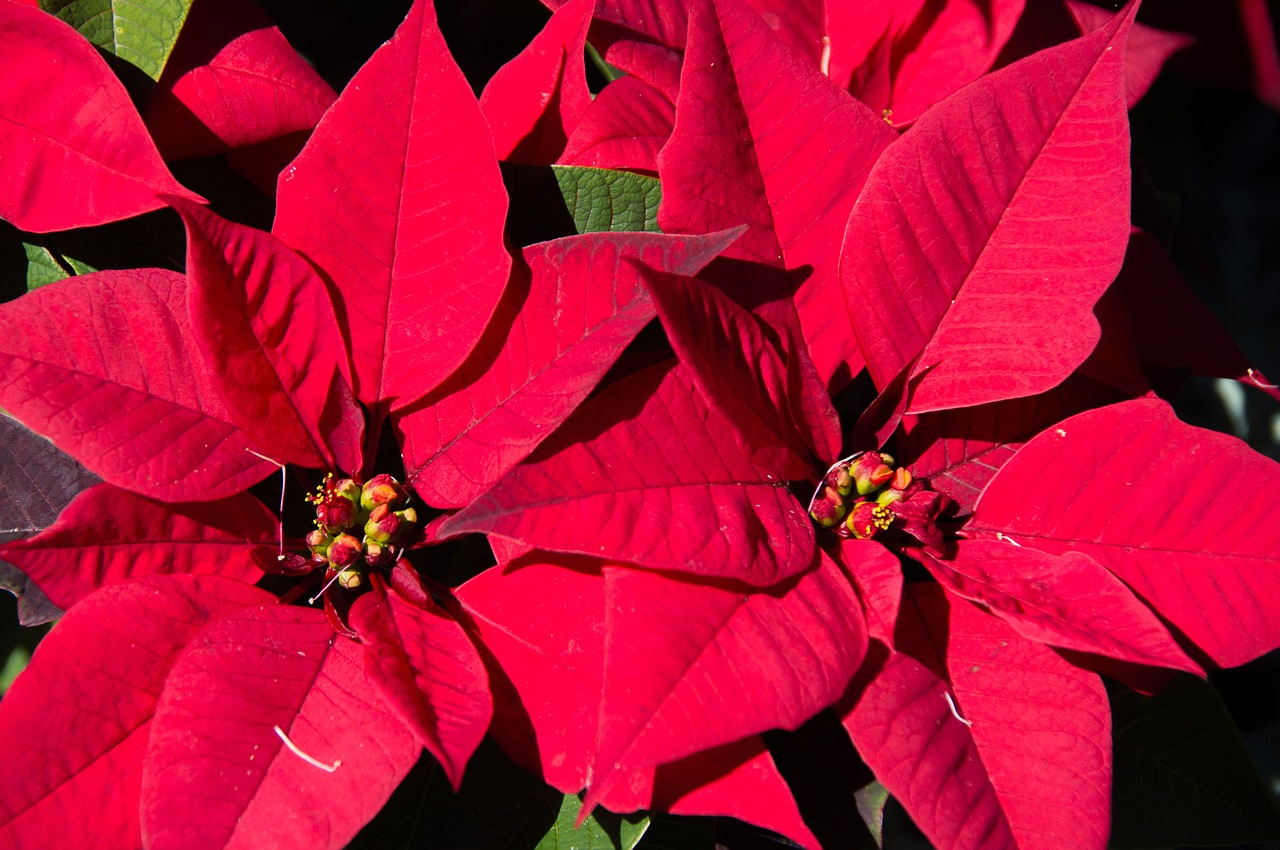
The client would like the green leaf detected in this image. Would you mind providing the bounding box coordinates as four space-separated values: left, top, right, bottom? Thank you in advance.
634 815 716 850
534 794 648 850
22 242 96 290
1109 675 1280 849
551 165 661 234
853 780 889 848
39 0 193 82
0 645 31 694
347 740 656 850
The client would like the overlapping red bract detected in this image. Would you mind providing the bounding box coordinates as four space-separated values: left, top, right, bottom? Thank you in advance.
0 4 202 232
273 0 511 411
2 0 1280 848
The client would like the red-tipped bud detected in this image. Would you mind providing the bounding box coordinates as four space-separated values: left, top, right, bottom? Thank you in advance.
890 467 912 491
364 540 396 569
305 529 333 557
364 504 401 544
327 533 362 568
361 474 408 511
823 464 854 497
852 452 895 496
364 505 419 545
809 486 848 527
311 476 361 533
845 499 894 539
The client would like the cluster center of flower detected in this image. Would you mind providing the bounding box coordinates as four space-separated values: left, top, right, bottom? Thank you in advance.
302 473 419 589
809 452 915 540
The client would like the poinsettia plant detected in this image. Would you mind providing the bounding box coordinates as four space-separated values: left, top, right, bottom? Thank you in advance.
1 0 1279 848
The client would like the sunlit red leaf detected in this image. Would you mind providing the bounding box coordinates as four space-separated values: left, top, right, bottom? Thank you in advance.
144 0 337 160
655 737 819 849
642 265 834 479
0 3 201 232
173 197 364 473
582 553 866 810
968 398 1280 667
658 0 894 386
559 74 674 172
0 269 274 502
400 229 737 508
0 576 272 849
274 0 510 410
0 482 270 610
141 605 419 850
832 537 902 647
440 360 815 585
459 551 866 817
349 579 492 791
899 374 1127 511
842 5 1136 410
480 0 592 163
843 584 1111 850
917 541 1201 673
456 557 607 798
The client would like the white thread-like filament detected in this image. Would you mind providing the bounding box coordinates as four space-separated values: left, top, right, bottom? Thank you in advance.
1247 369 1279 390
819 36 832 77
273 725 341 773
944 692 973 727
309 566 352 605
995 532 1022 548
807 451 867 514
245 449 286 556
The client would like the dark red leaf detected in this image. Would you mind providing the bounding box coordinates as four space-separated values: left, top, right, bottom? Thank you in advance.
144 0 337 160
1067 0 1192 107
0 413 100 546
835 0 1026 126
0 575 272 849
141 605 419 850
399 229 738 508
479 0 592 163
842 4 1136 410
0 3 202 232
0 412 92 623
1114 229 1279 402
440 360 815 585
0 269 274 502
349 578 492 791
0 482 270 610
274 0 510 410
173 197 363 473
968 398 1280 667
